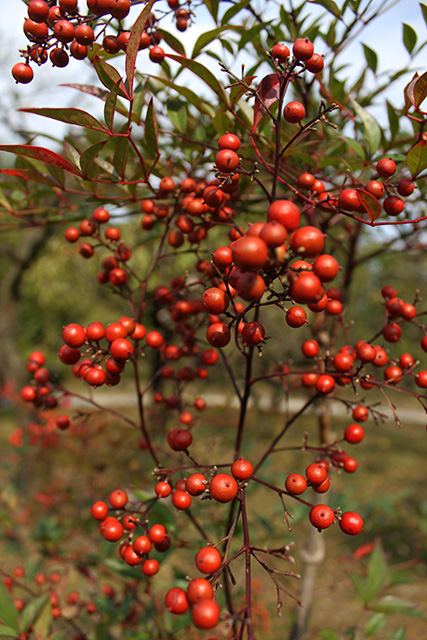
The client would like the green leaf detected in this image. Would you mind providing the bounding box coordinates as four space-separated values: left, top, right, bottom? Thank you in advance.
158 29 186 56
104 558 144 579
112 137 129 179
0 168 58 187
370 595 418 614
20 594 49 634
192 26 232 58
407 140 427 177
403 23 417 55
386 101 399 139
351 99 381 155
349 573 370 604
64 142 81 172
148 75 213 116
93 56 128 99
80 140 108 177
317 630 339 640
0 583 19 632
167 54 229 106
19 108 106 131
366 540 388 601
0 627 18 638
342 136 366 160
32 599 52 638
364 612 386 636
144 98 159 157
221 0 249 24
125 0 157 100
104 80 122 132
308 0 341 18
392 627 407 639
213 110 235 134
0 145 81 176
204 0 219 20
421 3 427 26
361 44 377 74
167 103 187 134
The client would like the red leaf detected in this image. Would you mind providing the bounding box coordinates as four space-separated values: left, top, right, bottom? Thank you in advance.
252 73 280 133
0 168 58 186
357 189 382 223
404 72 419 113
0 145 82 176
125 0 157 100
406 139 427 177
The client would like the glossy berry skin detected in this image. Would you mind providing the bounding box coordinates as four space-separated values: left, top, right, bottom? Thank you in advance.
231 458 254 480
209 474 238 503
141 558 160 576
232 235 268 271
62 323 86 348
90 500 109 520
339 511 364 535
191 599 220 629
109 489 128 509
291 226 325 258
12 63 34 84
302 339 320 358
187 578 214 604
172 490 192 510
149 46 165 63
313 254 340 282
286 306 307 328
290 272 323 304
343 457 358 473
306 463 328 484
267 199 300 232
133 535 152 555
272 43 290 63
165 588 189 614
195 546 222 574
202 287 229 314
383 196 404 216
309 504 335 529
285 473 307 495
352 405 369 422
215 149 239 173
376 158 396 177
293 38 314 61
305 52 324 73
283 101 305 123
344 424 364 444
218 132 240 151
206 322 231 348
315 374 335 395
101 518 124 542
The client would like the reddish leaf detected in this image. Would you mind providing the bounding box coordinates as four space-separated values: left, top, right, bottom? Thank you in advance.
404 72 419 113
19 108 107 132
252 73 280 133
0 145 82 176
93 56 129 100
358 189 382 223
407 139 427 177
414 71 427 109
0 168 58 186
125 0 156 100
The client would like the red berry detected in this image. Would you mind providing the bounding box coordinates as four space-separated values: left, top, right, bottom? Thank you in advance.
376 158 396 177
344 424 364 444
286 306 307 328
218 132 240 151
309 504 335 529
230 458 254 480
195 546 222 574
109 489 128 509
339 511 364 535
267 200 300 232
187 577 214 604
209 474 238 503
285 473 307 495
306 463 328 484
149 46 165 63
165 588 189 614
283 101 305 123
271 43 290 63
12 63 34 84
171 490 192 510
191 599 220 629
293 38 314 61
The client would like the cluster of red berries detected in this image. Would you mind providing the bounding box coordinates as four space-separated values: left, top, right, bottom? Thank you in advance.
11 0 171 84
20 350 58 409
90 489 171 576
3 566 115 626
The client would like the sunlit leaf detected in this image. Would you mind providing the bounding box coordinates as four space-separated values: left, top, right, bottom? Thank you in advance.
147 76 213 115
221 0 250 25
407 139 427 177
403 23 417 54
414 71 427 108
342 136 366 159
32 599 52 638
192 26 234 58
366 539 388 600
0 627 18 638
125 0 157 100
158 29 186 56
93 56 128 99
19 108 107 131
421 2 427 26
0 145 81 176
20 594 49 634
104 80 122 132
351 99 381 154
361 43 377 73
364 612 386 636
308 0 341 18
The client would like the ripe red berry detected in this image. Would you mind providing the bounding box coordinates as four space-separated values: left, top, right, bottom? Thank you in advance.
109 489 128 509
376 158 396 177
187 473 208 496
215 149 239 173
133 535 152 555
343 456 358 472
241 322 265 346
415 371 427 388
383 196 404 217
339 511 364 535
285 473 307 495
101 518 124 542
352 405 369 422
344 424 364 444
195 546 222 574
12 63 34 84
309 504 335 529
171 490 192 510
267 200 300 232
231 458 254 480
306 463 328 484
187 577 214 604
141 558 160 576
305 52 324 73
286 306 308 328
155 481 172 498
271 43 290 63
191 599 220 629
315 374 335 395
218 132 240 151
165 588 189 614
149 46 165 63
302 339 320 358
291 225 325 258
209 474 238 503
293 38 314 61
283 101 305 123
206 322 231 348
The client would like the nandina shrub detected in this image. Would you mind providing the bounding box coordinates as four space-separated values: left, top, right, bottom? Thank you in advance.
1 0 427 638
